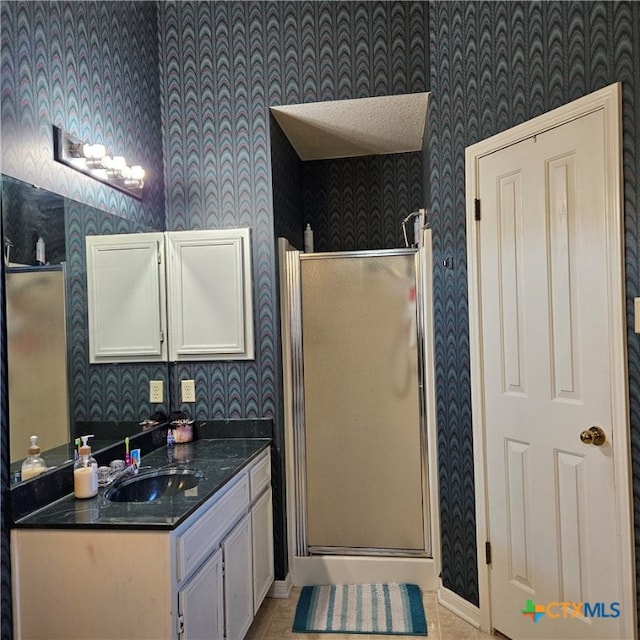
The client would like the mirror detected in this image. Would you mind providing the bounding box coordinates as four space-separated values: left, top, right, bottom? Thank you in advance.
2 175 170 483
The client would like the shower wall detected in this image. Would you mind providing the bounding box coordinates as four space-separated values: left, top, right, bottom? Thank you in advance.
301 153 425 252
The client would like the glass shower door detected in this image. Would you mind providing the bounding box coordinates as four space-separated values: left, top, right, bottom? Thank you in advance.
300 250 426 553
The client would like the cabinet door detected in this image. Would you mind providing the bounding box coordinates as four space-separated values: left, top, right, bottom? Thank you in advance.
178 548 224 640
86 233 167 362
223 513 254 640
251 488 274 613
166 229 254 360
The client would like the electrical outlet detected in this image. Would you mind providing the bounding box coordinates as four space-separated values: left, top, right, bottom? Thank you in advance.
181 379 196 403
149 380 163 403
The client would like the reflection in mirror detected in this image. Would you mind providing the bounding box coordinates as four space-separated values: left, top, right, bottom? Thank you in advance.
3 179 69 468
2 175 169 484
6 266 69 464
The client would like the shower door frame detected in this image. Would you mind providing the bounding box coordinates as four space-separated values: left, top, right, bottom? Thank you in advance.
280 231 440 589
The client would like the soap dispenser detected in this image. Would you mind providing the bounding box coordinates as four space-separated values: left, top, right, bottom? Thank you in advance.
21 435 47 480
74 435 98 499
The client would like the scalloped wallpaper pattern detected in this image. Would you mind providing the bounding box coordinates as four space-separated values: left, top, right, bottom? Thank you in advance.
2 3 640 639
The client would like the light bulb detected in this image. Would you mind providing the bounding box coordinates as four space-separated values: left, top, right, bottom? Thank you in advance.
130 165 145 180
82 143 105 160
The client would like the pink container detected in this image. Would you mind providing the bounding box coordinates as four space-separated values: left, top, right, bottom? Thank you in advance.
170 420 194 443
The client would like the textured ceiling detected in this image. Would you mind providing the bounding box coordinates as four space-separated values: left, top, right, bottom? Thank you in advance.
270 93 429 161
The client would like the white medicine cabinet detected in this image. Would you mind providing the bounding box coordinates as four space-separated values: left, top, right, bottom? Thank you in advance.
86 232 167 363
86 228 254 363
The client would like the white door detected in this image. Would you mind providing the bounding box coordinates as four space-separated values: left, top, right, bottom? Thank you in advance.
470 88 634 640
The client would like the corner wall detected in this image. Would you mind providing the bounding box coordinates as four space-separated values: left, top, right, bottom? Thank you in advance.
0 3 165 635
428 0 640 617
157 0 429 582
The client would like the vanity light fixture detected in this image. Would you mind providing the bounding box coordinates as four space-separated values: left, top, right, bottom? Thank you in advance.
53 126 145 200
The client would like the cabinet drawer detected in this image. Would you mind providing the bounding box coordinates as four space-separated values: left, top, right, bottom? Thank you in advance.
177 474 250 582
249 450 271 500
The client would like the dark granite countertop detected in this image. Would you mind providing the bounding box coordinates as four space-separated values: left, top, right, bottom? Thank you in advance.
13 438 271 531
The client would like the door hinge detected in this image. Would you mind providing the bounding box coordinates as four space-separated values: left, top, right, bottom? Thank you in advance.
474 198 481 221
485 541 492 565
160 329 165 344
157 240 162 263
177 613 184 637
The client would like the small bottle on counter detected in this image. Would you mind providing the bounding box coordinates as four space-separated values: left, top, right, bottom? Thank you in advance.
304 223 314 253
35 236 45 265
166 427 175 463
74 435 98 499
21 435 47 480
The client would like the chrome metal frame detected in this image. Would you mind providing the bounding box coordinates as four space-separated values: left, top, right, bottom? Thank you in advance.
308 545 428 558
286 247 432 558
285 249 309 556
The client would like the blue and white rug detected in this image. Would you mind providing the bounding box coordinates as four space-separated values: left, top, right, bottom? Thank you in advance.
292 583 428 635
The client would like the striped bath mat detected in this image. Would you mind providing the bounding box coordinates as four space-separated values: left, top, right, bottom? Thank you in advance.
292 583 427 635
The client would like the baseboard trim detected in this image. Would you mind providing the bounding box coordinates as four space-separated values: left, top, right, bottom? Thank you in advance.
268 574 293 599
291 555 438 591
437 583 480 628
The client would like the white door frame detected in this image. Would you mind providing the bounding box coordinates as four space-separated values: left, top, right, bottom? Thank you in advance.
465 82 636 637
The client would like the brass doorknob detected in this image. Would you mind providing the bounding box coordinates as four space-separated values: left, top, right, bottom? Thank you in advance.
580 426 606 446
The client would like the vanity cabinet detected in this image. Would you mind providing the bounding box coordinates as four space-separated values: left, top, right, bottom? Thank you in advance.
85 228 254 363
11 448 273 640
178 511 254 640
177 548 224 640
220 513 254 640
249 449 275 613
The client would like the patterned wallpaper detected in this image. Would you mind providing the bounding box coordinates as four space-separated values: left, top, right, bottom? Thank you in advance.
428 0 640 612
65 200 169 423
158 0 429 582
0 0 167 427
0 1 164 224
301 153 425 252
4 2 640 637
0 2 164 635
271 115 305 249
1 180 66 265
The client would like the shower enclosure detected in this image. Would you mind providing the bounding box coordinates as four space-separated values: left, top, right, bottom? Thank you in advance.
280 230 439 588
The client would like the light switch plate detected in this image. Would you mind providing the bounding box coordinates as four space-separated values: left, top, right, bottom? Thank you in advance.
181 379 196 403
149 380 163 403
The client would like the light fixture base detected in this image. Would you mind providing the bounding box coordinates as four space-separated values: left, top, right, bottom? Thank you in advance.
52 126 144 200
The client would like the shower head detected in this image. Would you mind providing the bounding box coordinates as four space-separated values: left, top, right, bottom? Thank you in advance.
401 209 428 247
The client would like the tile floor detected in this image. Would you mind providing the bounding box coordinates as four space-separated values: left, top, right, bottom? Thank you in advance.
246 588 498 640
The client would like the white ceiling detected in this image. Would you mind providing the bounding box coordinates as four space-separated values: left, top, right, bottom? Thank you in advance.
270 93 429 161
